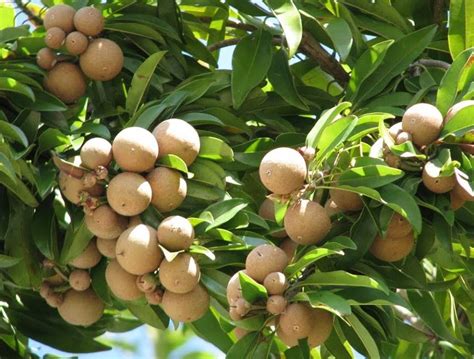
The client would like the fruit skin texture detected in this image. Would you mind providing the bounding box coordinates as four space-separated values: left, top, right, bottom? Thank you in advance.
80 138 112 169
402 103 443 147
85 205 128 240
69 270 91 291
267 295 287 315
65 31 89 55
45 27 65 49
280 239 298 263
147 167 187 212
157 216 194 251
422 164 456 194
279 303 313 340
161 285 210 322
159 253 200 294
263 272 288 295
116 224 163 275
386 213 412 239
284 200 331 245
112 127 158 172
36 48 57 70
73 7 104 36
58 289 104 326
307 309 333 348
259 198 287 238
69 240 102 269
105 260 143 301
370 232 415 262
107 172 152 216
152 119 200 166
44 63 87 104
245 244 288 283
329 188 363 212
58 171 103 204
44 5 76 33
80 38 124 81
226 270 245 304
96 237 117 258
452 181 474 202
259 147 307 195
324 198 343 217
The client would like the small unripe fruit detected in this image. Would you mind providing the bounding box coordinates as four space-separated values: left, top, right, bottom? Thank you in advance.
105 260 143 301
157 216 194 251
69 269 91 291
370 232 414 262
58 289 104 326
279 303 313 339
235 298 251 316
36 48 57 70
396 131 412 144
145 289 163 305
259 148 307 195
80 138 112 169
258 198 287 238
422 162 456 194
85 205 128 240
161 285 210 322
388 122 403 139
45 292 64 308
112 127 158 172
45 27 65 49
450 191 465 210
44 5 76 33
136 274 157 293
226 270 245 304
385 153 401 168
159 253 200 294
65 31 89 55
80 38 124 81
329 188 363 212
298 146 316 163
69 241 101 269
58 171 103 205
402 103 443 147
263 272 288 295
266 295 287 315
40 282 51 298
147 167 187 212
96 237 117 258
44 63 87 104
73 7 104 36
245 244 288 283
385 213 412 239
280 239 298 263
107 172 152 216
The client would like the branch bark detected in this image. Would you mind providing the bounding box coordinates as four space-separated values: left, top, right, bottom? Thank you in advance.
14 0 43 27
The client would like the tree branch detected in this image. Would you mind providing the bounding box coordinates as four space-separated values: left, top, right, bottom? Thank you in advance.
432 0 445 26
14 0 43 27
412 59 450 70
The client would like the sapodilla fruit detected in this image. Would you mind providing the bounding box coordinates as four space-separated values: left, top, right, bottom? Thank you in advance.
107 172 152 216
128 215 142 227
45 27 65 49
69 240 102 269
157 216 194 251
136 274 157 293
259 148 307 195
226 270 245 304
147 167 187 212
159 253 200 294
44 63 87 104
85 205 128 240
145 290 163 305
58 171 103 204
452 180 474 202
112 127 158 172
370 232 414 262
58 289 104 326
386 212 412 239
245 244 288 283
279 303 313 339
258 198 287 238
115 224 163 275
388 122 403 140
263 272 288 295
80 138 112 169
36 48 57 70
234 298 251 316
79 38 124 81
65 31 89 55
324 198 343 217
152 119 200 166
45 292 63 308
284 200 331 245
96 237 117 258
73 7 104 36
329 188 363 212
266 295 287 315
44 4 76 33
105 260 143 301
280 238 298 263
402 103 443 147
69 269 91 291
161 285 210 322
307 309 333 348
422 162 456 194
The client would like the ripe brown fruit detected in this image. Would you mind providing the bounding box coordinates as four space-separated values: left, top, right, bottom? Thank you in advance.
45 27 65 49
112 127 158 172
445 100 474 124
80 138 112 169
284 200 331 245
58 171 103 204
279 303 313 339
161 285 210 322
159 253 200 294
226 270 245 304
263 272 288 295
128 215 142 227
96 237 117 258
385 213 412 239
324 198 342 217
69 240 102 269
136 274 157 293
370 232 415 262
384 153 401 169
44 4 76 33
245 244 288 283
329 188 363 212
44 63 87 104
45 292 64 308
396 131 412 145
235 298 251 316
69 269 91 291
157 216 194 251
105 260 143 301
147 167 187 212
73 7 104 36
422 163 455 194
152 119 200 166
36 48 57 70
58 289 104 326
450 190 465 210
402 103 443 147
388 122 403 139
259 148 307 195
307 309 333 348
258 198 287 238
65 31 89 55
39 282 51 298
277 326 298 347
280 239 298 263
452 181 474 202
80 38 124 81
107 172 152 216
145 289 163 305
85 205 128 240
266 295 287 315
116 224 163 275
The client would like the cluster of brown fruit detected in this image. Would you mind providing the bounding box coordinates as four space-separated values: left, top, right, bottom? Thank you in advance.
226 244 333 348
36 4 124 103
41 119 210 325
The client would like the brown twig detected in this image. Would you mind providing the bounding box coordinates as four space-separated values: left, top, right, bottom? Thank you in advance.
411 59 450 70
14 0 43 27
432 0 445 26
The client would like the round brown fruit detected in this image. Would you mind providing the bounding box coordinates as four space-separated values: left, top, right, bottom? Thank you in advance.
85 205 128 240
388 122 403 140
329 188 363 212
370 232 415 262
45 292 64 308
107 172 152 216
136 274 157 293
277 326 298 347
80 137 112 169
307 309 333 348
284 200 331 245
266 295 287 315
161 285 210 323
422 163 455 194
159 253 200 294
280 239 298 263
263 272 288 295
396 131 412 145
157 216 194 251
58 171 103 204
147 167 187 212
386 212 412 239
112 127 158 172
36 48 57 70
324 198 342 217
452 180 474 202
79 38 123 81
259 147 307 195
65 31 89 55
258 198 286 238
73 7 104 36
145 289 163 305
69 269 91 291
45 27 65 49
44 63 87 104
279 303 313 339
152 119 200 166
450 190 465 210
39 282 51 298
69 240 102 269
96 237 117 258
58 289 104 326
226 270 245 304
44 4 76 33
115 224 163 275
402 103 443 147
105 260 143 301
245 244 288 283
235 298 251 316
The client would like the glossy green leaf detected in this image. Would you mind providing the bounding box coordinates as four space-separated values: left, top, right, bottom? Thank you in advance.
157 154 188 173
440 103 474 138
188 309 234 352
267 0 302 57
0 77 34 100
0 152 17 184
59 219 93 265
127 303 169 330
239 271 268 303
0 254 21 268
0 25 29 43
338 165 404 188
293 291 352 316
31 195 58 260
448 0 474 59
345 314 380 359
226 332 259 359
198 136 234 162
105 23 165 43
324 17 353 61
285 247 344 277
0 120 28 147
316 115 358 161
203 198 248 230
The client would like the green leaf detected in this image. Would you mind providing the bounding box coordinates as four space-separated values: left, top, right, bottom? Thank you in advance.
59 218 93 265
0 120 28 147
72 122 111 140
239 271 268 303
37 129 70 156
316 116 359 161
338 165 404 188
448 0 474 59
126 51 167 116
0 254 21 268
105 23 165 43
203 199 248 230
266 0 302 57
293 291 351 317
180 112 225 127
0 77 34 100
188 309 234 352
157 154 188 173
345 314 380 359
126 303 169 330
440 103 474 138
285 247 344 277
31 195 58 260
0 152 17 184
324 17 353 61
227 332 259 359
198 136 234 162
232 29 273 109
0 172 38 207
337 288 408 307
0 6 14 30
0 25 29 43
